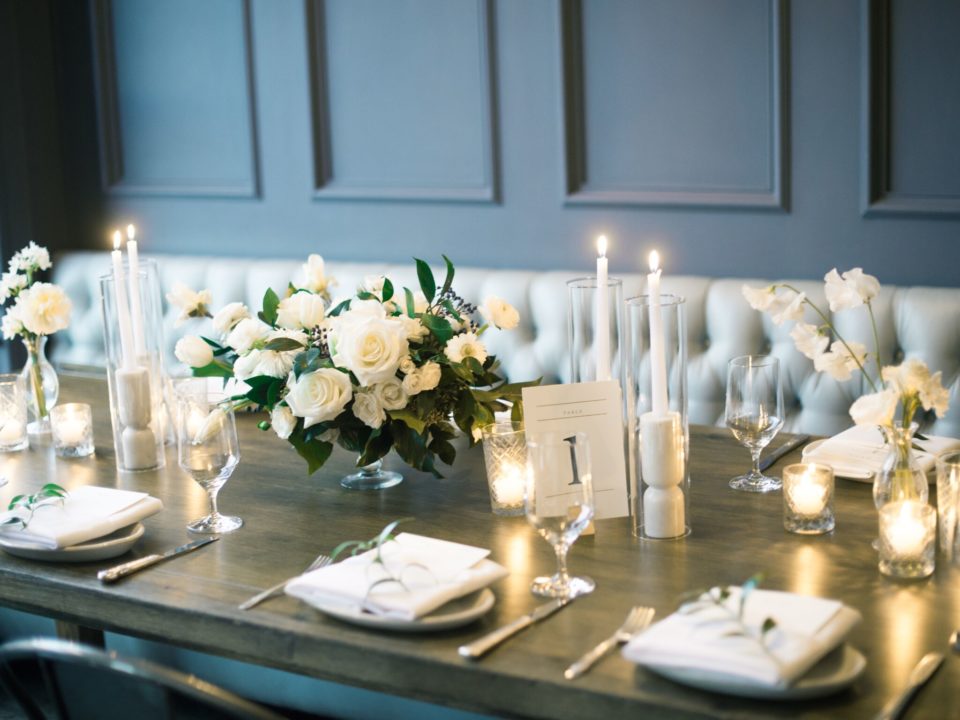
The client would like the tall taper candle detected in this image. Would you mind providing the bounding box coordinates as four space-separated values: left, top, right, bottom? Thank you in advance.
111 231 136 370
647 250 667 416
595 235 611 381
125 224 146 357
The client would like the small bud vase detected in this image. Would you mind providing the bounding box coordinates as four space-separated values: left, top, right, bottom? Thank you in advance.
873 424 928 509
20 336 58 435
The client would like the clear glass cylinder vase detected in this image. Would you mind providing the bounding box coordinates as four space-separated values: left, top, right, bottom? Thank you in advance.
566 277 624 384
20 336 58 435
99 259 167 472
626 294 690 539
873 424 928 511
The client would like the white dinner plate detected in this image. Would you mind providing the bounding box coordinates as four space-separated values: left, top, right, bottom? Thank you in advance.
802 439 936 483
647 644 866 701
0 522 145 562
305 588 495 633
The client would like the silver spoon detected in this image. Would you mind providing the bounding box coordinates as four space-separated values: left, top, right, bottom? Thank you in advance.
950 629 960 653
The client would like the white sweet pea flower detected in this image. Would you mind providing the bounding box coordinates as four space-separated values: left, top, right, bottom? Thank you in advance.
881 358 930 395
174 335 213 368
352 391 385 429
480 297 519 330
301 254 334 295
0 272 26 301
824 268 878 313
277 292 326 330
14 283 71 335
418 361 441 391
768 290 805 326
373 376 408 411
1 309 23 340
789 322 828 360
285 368 352 429
849 388 899 427
270 405 297 440
813 341 867 382
331 315 408 386
225 317 271 354
10 241 51 272
920 370 950 418
211 302 249 336
444 332 488 365
842 268 880 303
166 282 212 326
741 284 777 312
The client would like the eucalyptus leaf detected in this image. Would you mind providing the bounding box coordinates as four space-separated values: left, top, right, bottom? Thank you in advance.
415 258 436 303
263 337 305 352
440 255 455 296
404 288 416 318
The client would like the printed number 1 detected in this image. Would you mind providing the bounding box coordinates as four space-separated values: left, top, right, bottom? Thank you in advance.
564 435 581 485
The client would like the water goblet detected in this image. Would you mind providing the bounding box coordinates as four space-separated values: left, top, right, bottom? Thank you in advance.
176 384 243 534
725 355 784 493
524 431 595 599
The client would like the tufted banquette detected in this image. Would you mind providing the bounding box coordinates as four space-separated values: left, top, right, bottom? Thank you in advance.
52 251 960 438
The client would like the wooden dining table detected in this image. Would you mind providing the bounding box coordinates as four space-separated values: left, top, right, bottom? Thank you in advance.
0 373 957 719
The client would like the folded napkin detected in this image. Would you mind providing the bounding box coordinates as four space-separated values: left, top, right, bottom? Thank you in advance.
805 425 960 478
0 486 163 549
622 588 861 687
285 532 508 621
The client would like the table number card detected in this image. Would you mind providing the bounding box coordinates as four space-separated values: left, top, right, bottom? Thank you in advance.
522 381 629 519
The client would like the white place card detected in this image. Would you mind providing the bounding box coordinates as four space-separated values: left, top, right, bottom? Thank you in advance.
522 381 629 519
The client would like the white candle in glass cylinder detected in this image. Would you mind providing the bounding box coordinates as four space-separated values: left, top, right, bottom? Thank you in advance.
111 231 137 370
57 419 88 445
647 250 668 417
887 501 928 557
790 466 828 516
595 235 611 382
125 224 147 357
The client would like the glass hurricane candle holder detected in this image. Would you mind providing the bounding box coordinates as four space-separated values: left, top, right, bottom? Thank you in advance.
783 463 834 535
51 403 95 458
481 421 526 517
879 500 935 579
0 374 29 452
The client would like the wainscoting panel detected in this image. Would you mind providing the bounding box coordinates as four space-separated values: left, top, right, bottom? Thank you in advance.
91 0 259 197
307 0 497 202
561 0 786 209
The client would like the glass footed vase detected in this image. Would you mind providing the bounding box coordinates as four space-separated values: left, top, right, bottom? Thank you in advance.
20 336 58 435
341 458 403 491
873 424 928 510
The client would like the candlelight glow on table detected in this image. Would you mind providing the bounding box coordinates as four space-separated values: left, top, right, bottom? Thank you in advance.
879 500 935 578
783 463 834 534
51 403 95 458
481 421 527 516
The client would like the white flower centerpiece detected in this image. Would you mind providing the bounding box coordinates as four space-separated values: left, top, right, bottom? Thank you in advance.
1 242 72 433
743 269 950 504
174 255 535 485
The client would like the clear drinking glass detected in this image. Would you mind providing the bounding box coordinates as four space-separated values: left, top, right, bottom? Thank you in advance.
524 431 595 599
725 355 784 493
175 382 243 534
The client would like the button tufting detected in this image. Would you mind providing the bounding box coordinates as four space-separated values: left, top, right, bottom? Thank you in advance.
893 348 904 363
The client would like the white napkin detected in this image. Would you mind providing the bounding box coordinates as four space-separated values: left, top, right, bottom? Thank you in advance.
285 532 508 621
622 588 861 687
0 486 163 549
805 425 960 478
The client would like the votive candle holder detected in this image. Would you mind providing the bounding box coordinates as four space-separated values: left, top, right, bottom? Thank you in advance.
879 500 935 579
51 403 95 458
0 374 29 452
481 421 526 516
783 463 834 535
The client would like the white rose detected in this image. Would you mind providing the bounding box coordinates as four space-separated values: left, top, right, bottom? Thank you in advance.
399 314 429 342
789 322 828 360
232 350 262 381
398 355 417 375
271 405 297 440
920 371 950 418
849 388 899 427
14 283 71 335
285 368 353 429
742 284 776 312
768 290 805 326
842 268 880 303
352 391 385 429
10 241 50 272
166 282 212 326
331 315 409 386
881 358 930 395
301 254 332 295
824 269 866 313
226 317 271 354
174 335 213 367
480 297 519 330
1 308 23 340
418 361 441 391
444 331 488 365
0 272 26 301
373 376 408 411
402 372 424 396
277 292 326 330
212 302 249 336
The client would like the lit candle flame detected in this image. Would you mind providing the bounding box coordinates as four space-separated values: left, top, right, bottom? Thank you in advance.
597 235 608 258
649 250 660 273
126 224 136 241
112 230 123 251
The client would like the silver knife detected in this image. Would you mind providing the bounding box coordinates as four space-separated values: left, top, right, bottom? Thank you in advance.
458 598 570 659
874 652 944 720
759 434 811 471
97 537 219 583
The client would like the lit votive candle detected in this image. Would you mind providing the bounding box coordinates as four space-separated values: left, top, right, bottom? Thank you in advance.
783 463 834 535
879 500 935 579
492 463 525 507
481 421 526 517
50 403 95 458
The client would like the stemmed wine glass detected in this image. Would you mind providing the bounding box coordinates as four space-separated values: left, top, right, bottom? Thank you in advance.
725 355 784 493
175 381 243 534
524 431 595 599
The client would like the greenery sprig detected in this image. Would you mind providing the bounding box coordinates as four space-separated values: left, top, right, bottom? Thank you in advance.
1 483 68 530
678 573 778 649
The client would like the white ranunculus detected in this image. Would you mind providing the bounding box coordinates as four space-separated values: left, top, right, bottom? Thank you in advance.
15 283 71 335
480 297 519 330
285 368 352 429
212 302 249 336
0 272 26 301
174 335 213 368
399 314 429 342
418 361 441 391
850 388 899 426
1 309 23 340
373 376 408 411
401 372 423 396
331 315 408 386
769 290 806 326
225 317 271 354
881 358 930 395
10 241 51 272
271 405 297 440
789 322 828 360
842 268 880 303
166 282 212 326
742 284 776 312
444 332 488 365
352 391 385 429
398 355 417 375
253 349 295 379
232 350 262 381
920 370 950 418
277 292 326 330
824 269 862 313
301 254 331 295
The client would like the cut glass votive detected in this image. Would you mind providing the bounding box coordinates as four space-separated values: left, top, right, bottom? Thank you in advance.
51 403 95 458
936 451 960 562
0 373 29 452
783 463 834 535
879 500 935 579
481 421 526 517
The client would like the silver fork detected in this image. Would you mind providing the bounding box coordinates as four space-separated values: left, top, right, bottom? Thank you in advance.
564 606 655 680
238 553 332 611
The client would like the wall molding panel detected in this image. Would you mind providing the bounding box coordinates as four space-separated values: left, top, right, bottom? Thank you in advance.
306 0 499 203
559 0 788 211
861 0 960 217
90 0 261 199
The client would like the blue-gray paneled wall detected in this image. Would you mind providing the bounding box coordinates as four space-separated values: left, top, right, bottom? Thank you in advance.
68 0 960 286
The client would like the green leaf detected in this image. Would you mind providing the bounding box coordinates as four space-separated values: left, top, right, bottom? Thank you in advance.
420 314 454 343
328 299 351 317
382 278 394 302
191 361 233 379
415 258 436 303
356 291 377 301
293 348 322 379
289 434 333 475
358 428 393 467
510 400 524 424
259 288 280 326
386 409 427 435
441 299 462 321
404 288 416 318
391 422 428 469
429 436 456 466
263 337 305 352
440 254 455 296
463 356 485 377
761 617 777 635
